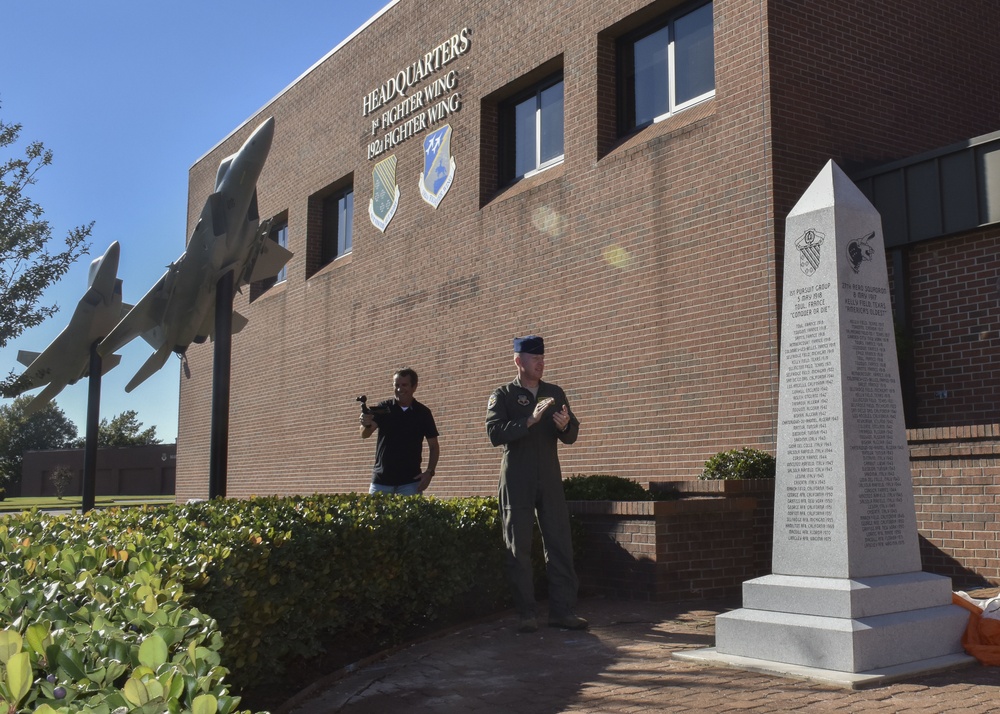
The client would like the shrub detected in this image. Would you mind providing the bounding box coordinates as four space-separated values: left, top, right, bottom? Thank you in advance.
562 474 652 501
699 447 776 480
0 510 241 713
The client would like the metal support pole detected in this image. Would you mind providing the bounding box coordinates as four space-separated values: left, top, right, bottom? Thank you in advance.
209 270 235 499
82 341 101 513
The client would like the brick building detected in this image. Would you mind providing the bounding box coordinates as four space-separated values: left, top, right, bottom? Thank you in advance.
20 444 176 498
177 0 1000 584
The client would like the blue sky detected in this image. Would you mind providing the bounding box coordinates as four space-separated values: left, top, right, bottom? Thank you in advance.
0 1 392 442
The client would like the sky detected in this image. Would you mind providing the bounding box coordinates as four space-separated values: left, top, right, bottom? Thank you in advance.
0 0 393 442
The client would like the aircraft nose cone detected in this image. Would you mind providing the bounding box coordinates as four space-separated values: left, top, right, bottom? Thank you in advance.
248 116 275 153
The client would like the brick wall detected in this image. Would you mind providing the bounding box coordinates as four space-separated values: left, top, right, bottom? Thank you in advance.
900 229 1000 427
909 425 1000 585
768 0 1000 228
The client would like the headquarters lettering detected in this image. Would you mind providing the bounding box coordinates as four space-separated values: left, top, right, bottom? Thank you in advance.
361 28 472 117
363 29 470 160
367 71 462 160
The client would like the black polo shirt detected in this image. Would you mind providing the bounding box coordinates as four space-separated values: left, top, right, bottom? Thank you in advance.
371 399 439 486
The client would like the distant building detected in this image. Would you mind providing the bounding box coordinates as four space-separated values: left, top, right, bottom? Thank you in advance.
20 444 176 498
176 0 1000 502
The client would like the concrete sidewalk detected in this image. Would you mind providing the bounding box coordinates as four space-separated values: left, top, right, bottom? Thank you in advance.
280 597 998 713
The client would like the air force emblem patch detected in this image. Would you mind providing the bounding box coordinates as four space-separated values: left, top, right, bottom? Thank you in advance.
517 394 531 407
487 394 498 410
419 124 456 209
369 154 400 232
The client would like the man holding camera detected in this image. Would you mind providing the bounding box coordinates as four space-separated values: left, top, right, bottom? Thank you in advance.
360 368 439 495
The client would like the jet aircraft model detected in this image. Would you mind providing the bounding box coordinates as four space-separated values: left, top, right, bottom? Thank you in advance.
11 241 130 415
99 117 291 392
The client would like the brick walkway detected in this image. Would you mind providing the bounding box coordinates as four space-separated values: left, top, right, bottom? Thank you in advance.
280 597 998 714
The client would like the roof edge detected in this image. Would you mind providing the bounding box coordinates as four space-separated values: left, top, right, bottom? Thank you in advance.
190 0 400 168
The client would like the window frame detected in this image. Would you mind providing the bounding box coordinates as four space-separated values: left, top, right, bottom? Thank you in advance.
306 175 354 280
321 185 354 267
272 222 289 284
499 71 565 183
617 0 715 135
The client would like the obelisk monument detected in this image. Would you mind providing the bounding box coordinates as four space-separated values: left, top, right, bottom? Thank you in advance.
678 161 972 686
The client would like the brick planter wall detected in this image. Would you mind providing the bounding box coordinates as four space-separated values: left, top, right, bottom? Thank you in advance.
568 480 774 601
568 450 1000 602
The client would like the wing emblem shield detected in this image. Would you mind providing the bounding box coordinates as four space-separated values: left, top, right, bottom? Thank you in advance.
369 154 400 232
419 124 456 209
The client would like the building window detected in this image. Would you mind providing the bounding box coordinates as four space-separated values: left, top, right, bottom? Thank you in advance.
249 214 289 302
272 222 289 284
619 1 714 133
322 187 353 266
306 177 354 279
500 73 564 182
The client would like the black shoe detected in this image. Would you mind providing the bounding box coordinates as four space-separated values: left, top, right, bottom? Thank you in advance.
548 614 588 630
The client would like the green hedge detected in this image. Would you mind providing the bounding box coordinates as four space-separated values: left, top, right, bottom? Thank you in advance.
175 494 508 687
0 494 511 711
562 474 652 501
699 447 776 480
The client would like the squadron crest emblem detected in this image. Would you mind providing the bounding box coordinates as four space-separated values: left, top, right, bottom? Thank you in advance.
847 231 876 274
369 154 400 232
795 228 825 276
419 124 456 209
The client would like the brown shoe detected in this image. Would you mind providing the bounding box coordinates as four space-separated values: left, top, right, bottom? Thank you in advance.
548 614 589 630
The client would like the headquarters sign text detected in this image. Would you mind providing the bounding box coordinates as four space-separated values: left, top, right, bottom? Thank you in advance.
363 28 471 160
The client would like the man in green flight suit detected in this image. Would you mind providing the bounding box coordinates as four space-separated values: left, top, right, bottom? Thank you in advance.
485 335 587 633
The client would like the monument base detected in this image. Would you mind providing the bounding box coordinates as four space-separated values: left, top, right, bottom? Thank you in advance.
674 648 975 690
707 572 970 673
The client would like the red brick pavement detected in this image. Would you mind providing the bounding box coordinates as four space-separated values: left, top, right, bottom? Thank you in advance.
281 597 999 714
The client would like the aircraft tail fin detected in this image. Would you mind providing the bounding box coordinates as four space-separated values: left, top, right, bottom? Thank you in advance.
126 345 172 393
140 324 166 351
247 240 293 284
99 353 122 376
232 311 249 335
16 350 40 368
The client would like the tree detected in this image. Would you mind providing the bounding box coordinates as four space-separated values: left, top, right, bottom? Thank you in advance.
70 410 161 448
0 107 92 351
49 464 74 499
0 395 78 492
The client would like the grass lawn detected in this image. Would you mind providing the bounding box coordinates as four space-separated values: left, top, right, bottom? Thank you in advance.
0 495 175 513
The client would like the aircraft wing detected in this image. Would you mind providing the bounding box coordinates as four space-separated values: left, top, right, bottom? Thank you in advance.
21 381 68 417
98 268 173 357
